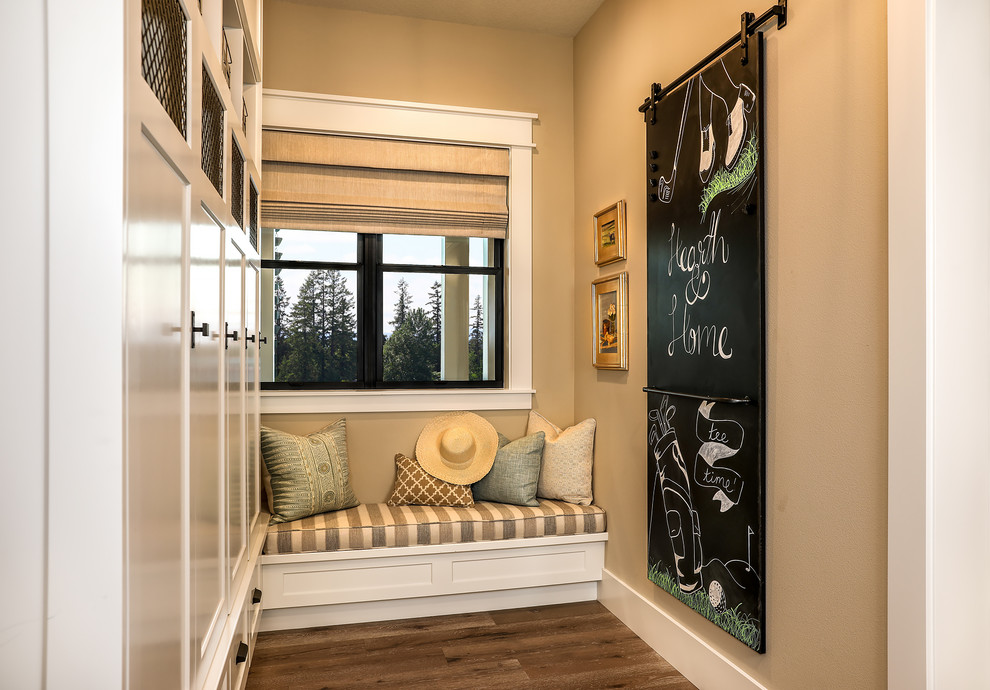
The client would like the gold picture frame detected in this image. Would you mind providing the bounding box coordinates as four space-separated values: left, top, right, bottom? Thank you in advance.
592 272 628 370
593 200 627 266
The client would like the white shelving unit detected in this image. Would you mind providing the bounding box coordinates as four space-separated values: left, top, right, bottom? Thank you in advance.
124 1 265 688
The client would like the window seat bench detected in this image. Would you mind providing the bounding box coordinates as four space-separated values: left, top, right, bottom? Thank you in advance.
259 500 608 631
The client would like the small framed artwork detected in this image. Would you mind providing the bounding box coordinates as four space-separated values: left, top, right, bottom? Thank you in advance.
594 200 627 266
592 272 628 370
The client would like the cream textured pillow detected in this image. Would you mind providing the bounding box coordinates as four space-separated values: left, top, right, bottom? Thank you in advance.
387 453 474 507
528 411 597 505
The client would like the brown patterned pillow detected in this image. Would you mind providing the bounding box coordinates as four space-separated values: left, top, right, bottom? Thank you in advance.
386 453 474 507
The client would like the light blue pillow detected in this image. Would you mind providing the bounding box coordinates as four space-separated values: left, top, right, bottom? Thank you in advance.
472 431 545 506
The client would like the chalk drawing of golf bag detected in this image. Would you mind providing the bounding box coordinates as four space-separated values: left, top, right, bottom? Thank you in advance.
649 404 703 594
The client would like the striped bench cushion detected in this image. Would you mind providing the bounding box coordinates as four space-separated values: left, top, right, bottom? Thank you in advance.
263 499 606 555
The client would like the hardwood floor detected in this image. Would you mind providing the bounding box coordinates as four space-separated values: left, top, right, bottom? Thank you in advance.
247 601 696 689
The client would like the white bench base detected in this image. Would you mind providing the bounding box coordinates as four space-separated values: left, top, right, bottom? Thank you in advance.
260 581 599 631
260 532 607 631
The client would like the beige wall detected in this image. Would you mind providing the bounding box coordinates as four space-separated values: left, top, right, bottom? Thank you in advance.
261 2 576 502
574 0 887 687
264 1 889 684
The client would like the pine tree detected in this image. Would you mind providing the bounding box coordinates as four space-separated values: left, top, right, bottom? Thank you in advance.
279 269 357 382
273 274 291 378
323 269 357 382
426 281 443 344
383 308 439 382
426 280 443 375
468 294 484 381
391 277 412 329
280 272 322 382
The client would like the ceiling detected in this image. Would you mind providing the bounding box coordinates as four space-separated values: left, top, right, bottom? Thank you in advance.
288 0 606 37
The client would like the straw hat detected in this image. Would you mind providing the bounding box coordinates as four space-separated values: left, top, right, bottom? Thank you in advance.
415 412 499 485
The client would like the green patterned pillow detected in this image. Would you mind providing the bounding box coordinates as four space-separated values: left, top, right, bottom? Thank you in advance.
472 432 545 507
260 419 360 524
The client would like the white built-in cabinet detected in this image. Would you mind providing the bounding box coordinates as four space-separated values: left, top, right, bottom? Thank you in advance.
124 0 265 688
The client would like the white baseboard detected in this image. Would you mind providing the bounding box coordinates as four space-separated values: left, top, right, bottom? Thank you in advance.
260 581 597 631
598 569 765 690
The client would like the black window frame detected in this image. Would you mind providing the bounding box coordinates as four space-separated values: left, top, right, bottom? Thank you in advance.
262 231 504 391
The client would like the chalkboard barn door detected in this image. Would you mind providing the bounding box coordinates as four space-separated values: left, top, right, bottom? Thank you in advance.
644 38 767 653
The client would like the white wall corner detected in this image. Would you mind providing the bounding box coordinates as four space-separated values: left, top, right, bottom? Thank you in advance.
889 1 990 687
887 1 931 687
46 0 126 686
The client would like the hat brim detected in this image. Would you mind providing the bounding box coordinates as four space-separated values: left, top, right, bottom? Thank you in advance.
415 412 498 485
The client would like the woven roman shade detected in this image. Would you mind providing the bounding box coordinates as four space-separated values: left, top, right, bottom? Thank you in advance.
261 130 509 238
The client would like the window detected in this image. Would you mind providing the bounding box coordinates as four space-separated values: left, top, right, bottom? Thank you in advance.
259 91 535 413
261 230 503 389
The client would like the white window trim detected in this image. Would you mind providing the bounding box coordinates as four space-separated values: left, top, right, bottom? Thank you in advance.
260 89 536 414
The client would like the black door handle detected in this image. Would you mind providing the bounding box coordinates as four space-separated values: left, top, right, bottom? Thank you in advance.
191 311 210 349
224 322 238 350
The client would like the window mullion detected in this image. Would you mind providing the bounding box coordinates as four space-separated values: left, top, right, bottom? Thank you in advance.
262 259 359 272
355 234 366 388
380 263 499 276
374 235 384 387
494 239 505 387
360 234 383 387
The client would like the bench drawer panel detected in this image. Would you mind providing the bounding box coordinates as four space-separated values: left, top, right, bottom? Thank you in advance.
282 562 434 598
262 537 605 610
451 549 588 585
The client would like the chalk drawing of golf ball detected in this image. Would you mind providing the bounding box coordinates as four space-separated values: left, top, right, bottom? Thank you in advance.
708 580 727 615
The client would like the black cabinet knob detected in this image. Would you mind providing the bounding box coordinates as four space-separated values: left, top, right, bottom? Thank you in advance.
224 322 238 350
252 588 263 605
235 641 249 665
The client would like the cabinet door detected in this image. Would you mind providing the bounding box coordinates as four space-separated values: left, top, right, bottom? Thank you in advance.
124 129 185 690
225 236 248 589
189 204 226 683
245 261 261 531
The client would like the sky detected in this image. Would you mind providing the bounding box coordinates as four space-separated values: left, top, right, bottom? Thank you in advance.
272 230 489 336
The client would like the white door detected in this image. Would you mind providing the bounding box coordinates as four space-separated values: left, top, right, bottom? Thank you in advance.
225 236 248 589
245 261 261 530
124 129 186 690
189 204 226 685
